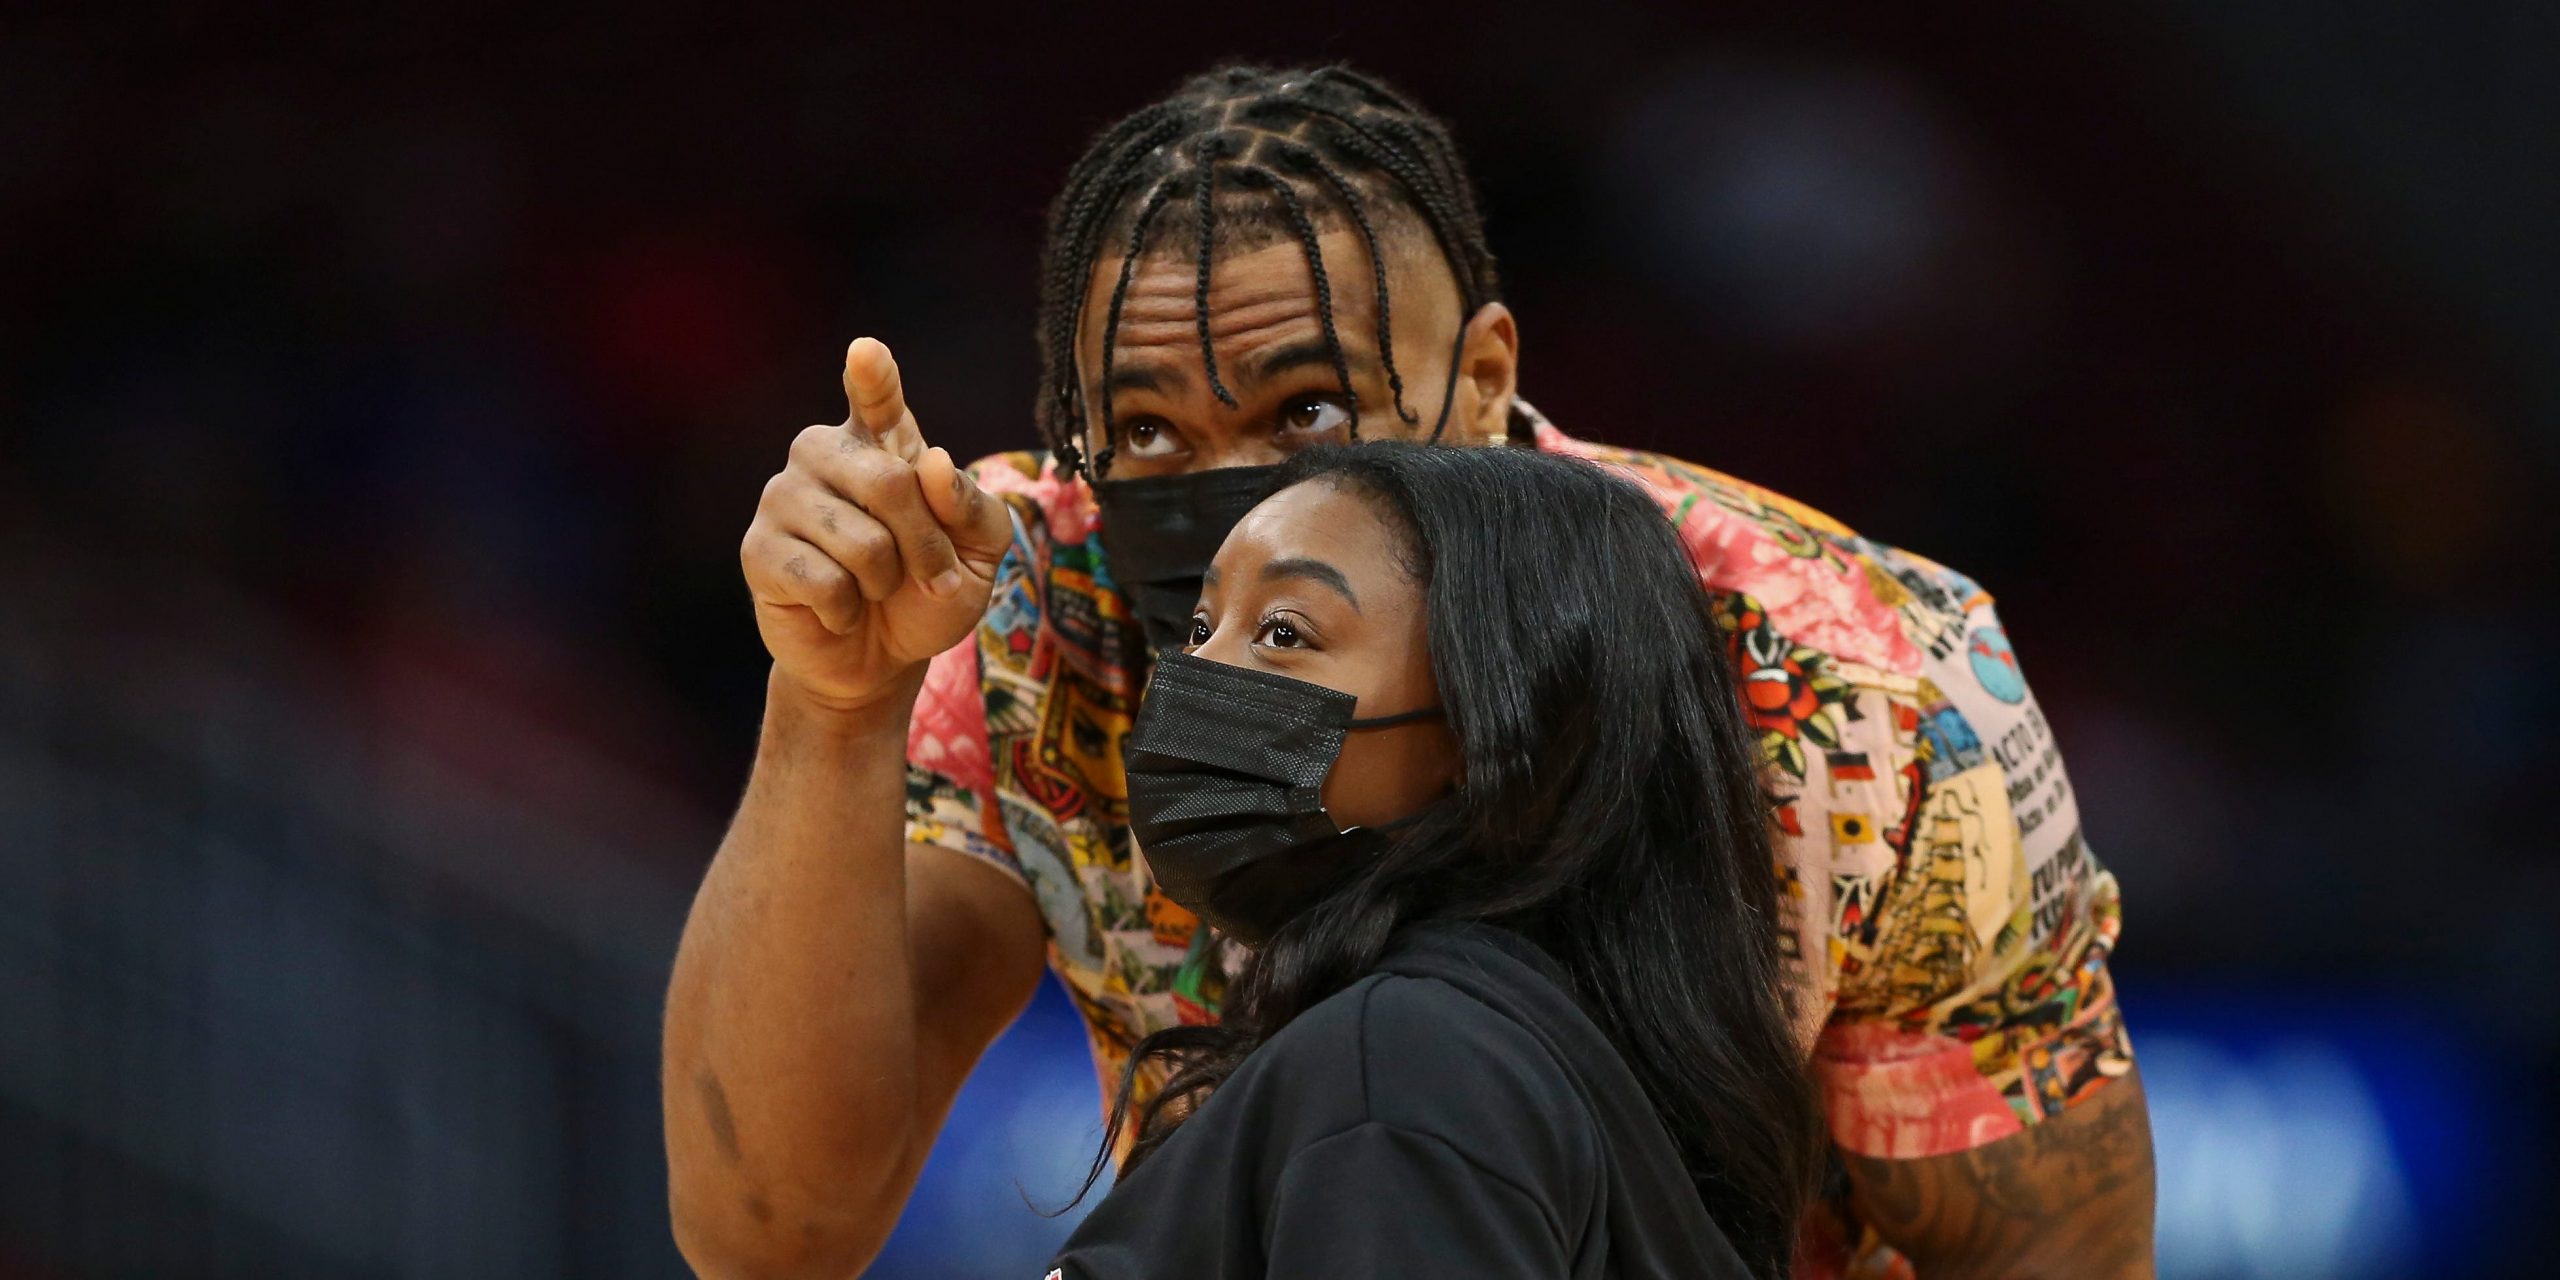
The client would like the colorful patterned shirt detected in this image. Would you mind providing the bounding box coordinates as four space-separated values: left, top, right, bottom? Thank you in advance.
905 409 2131 1277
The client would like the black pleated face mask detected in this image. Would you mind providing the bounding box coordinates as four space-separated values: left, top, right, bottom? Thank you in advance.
1092 466 1281 652
1123 651 1442 946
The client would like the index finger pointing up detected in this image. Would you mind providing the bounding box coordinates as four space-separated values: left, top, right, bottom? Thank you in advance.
843 337 924 462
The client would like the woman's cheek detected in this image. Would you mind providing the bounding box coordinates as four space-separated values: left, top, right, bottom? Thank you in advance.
1320 730 1441 831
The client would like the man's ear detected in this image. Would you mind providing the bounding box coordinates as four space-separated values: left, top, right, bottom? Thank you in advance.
1452 302 1518 444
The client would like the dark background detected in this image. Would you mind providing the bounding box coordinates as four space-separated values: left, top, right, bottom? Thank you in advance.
3 3 2552 1277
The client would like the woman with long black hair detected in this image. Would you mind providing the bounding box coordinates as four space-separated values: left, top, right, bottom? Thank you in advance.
1046 441 1826 1280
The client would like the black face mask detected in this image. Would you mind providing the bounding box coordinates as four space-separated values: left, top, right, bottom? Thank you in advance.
1123 651 1442 946
1092 466 1281 652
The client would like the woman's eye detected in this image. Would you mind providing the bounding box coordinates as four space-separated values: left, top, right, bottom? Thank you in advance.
1277 395 1353 439
1185 614 1212 648
1257 617 1305 649
1122 418 1183 458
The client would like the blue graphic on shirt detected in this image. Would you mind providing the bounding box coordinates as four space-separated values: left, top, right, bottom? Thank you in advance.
1966 625 2027 704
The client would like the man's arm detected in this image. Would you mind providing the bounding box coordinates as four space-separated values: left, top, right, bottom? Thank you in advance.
663 338 1044 1279
1843 1067 2157 1280
663 676 1046 1280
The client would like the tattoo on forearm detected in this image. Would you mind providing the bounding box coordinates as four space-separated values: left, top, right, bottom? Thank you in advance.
1846 1068 2155 1279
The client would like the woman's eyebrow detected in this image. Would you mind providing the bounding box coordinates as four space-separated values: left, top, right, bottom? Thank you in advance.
1258 556 1360 610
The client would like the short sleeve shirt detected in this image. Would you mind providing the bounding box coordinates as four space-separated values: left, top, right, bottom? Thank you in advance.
904 407 2133 1272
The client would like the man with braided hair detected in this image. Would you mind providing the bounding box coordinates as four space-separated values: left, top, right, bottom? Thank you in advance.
664 64 2154 1279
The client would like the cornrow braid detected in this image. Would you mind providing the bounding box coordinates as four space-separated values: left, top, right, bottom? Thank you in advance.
1190 149 1238 410
1289 105 1482 299
1231 165 1359 431
1036 108 1192 470
1282 115 1482 442
1278 142 1417 425
1032 63 1504 477
1309 64 1423 114
1310 66 1489 228
1092 178 1183 478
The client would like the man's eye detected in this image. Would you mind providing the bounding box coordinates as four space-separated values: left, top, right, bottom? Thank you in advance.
1277 396 1353 439
1122 418 1184 458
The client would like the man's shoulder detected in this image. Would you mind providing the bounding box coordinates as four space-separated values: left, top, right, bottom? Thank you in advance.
1535 416 1989 678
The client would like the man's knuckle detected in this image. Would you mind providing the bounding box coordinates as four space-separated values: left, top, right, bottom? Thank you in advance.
846 454 916 506
837 448 888 485
846 524 894 564
791 424 836 460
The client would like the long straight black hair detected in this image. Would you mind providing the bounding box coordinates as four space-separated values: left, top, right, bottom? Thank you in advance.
1091 441 1826 1278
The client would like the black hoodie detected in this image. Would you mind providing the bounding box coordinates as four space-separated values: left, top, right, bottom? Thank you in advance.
1045 924 1755 1279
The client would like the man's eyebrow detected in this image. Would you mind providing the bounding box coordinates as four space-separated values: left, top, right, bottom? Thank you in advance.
1106 360 1184 397
1258 556 1359 610
1242 339 1378 389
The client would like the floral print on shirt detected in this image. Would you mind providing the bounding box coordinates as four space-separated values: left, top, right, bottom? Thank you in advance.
904 408 2131 1276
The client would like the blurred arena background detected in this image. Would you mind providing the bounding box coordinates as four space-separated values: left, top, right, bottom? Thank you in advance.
3 3 2552 1277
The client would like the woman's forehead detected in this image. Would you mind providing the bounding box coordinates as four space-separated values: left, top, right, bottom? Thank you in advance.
1219 481 1401 580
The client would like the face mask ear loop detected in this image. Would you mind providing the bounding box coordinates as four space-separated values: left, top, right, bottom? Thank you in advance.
1333 795 1447 843
1346 704 1444 730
